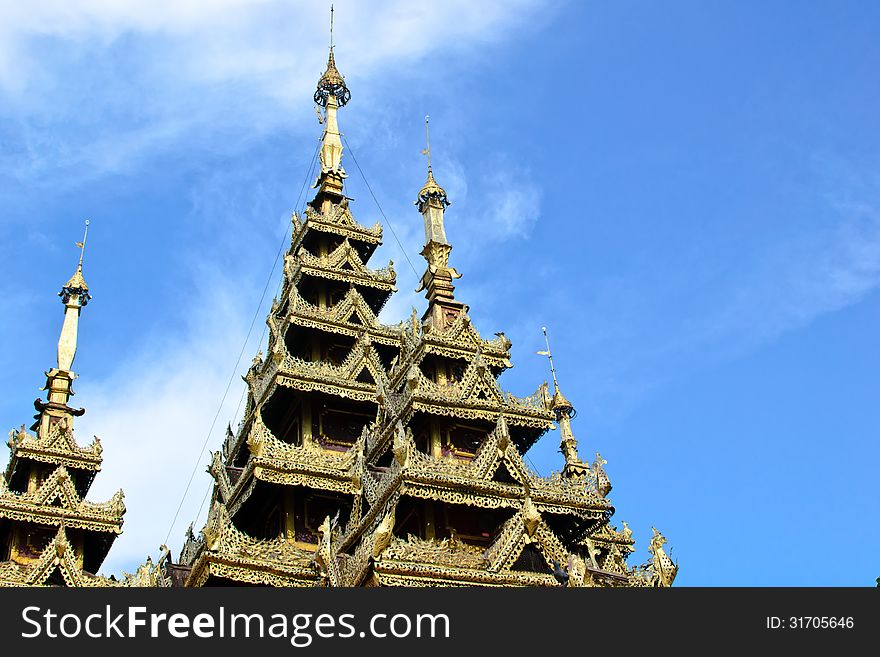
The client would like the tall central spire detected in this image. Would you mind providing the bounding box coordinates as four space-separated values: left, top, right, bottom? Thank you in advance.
312 5 350 207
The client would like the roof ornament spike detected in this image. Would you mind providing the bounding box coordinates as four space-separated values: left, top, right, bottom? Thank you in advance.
416 115 449 214
422 114 432 172
538 327 575 419
76 219 89 271
60 220 91 304
314 4 350 108
312 4 348 202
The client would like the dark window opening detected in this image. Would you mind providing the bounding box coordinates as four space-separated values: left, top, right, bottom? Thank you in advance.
261 387 304 446
292 491 351 544
511 544 552 574
314 400 374 451
437 504 512 548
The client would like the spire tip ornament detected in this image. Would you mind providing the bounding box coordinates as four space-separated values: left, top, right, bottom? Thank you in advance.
416 115 449 213
60 220 91 306
314 5 350 108
538 327 575 419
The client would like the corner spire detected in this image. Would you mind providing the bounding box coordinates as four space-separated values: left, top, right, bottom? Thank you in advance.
539 327 588 479
415 116 463 329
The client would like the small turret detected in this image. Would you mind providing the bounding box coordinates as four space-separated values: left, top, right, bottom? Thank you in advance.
539 327 590 479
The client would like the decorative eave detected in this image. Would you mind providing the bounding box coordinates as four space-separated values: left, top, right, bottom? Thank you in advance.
368 362 553 461
585 521 636 552
335 457 613 587
288 249 396 292
240 420 357 495
0 527 120 588
212 420 362 519
184 503 320 587
278 284 403 346
282 313 402 349
389 313 516 385
373 562 557 588
0 469 124 534
292 204 383 249
6 424 102 477
342 423 609 557
248 333 389 407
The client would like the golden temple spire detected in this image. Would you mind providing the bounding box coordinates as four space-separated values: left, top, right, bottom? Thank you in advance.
312 5 350 203
415 116 462 328
57 220 92 373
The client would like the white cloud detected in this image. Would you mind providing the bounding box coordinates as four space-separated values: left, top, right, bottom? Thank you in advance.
0 0 550 186
75 268 260 574
482 167 542 239
704 175 880 351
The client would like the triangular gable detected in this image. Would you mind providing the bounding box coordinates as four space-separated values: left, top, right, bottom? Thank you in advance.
484 500 569 574
456 355 504 405
24 527 83 587
339 340 387 388
43 420 82 452
324 240 370 274
436 313 485 349
34 467 82 510
355 366 375 385
11 422 101 459
330 288 378 327
471 416 530 486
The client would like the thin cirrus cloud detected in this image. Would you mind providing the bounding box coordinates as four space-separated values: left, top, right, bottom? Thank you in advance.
0 0 551 189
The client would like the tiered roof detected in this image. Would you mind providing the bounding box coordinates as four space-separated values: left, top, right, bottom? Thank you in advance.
162 35 677 589
0 234 125 587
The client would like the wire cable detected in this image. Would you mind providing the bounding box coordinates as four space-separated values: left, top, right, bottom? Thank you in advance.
341 134 420 282
162 141 321 547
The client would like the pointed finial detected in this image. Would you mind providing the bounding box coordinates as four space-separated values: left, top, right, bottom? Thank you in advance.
314 5 349 108
61 220 91 306
416 115 449 212
540 327 559 391
422 115 432 172
538 327 575 418
76 219 90 271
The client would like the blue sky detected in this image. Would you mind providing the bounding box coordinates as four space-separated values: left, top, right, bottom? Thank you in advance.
0 1 877 585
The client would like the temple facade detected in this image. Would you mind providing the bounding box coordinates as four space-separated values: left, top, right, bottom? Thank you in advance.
152 45 678 588
0 229 127 587
2 37 678 589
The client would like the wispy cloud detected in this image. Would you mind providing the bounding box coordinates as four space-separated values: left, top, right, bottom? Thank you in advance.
560 156 880 422
76 266 258 574
0 1 550 191
699 156 880 352
481 166 542 239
